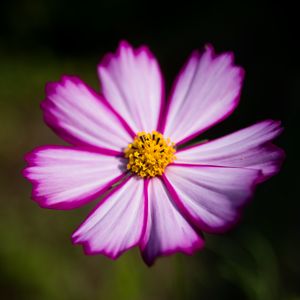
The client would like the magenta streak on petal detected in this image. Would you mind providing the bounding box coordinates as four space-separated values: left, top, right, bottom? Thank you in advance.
155 69 166 132
42 75 135 150
22 145 128 210
169 162 234 167
158 50 200 134
100 95 136 138
163 165 262 234
169 162 265 170
142 45 166 132
169 161 267 171
23 145 124 162
71 175 145 260
161 173 212 232
139 179 150 246
157 180 206 239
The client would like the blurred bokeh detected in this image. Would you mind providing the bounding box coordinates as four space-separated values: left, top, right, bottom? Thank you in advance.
0 0 298 299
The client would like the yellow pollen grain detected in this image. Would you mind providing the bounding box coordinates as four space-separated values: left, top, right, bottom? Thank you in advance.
124 131 176 178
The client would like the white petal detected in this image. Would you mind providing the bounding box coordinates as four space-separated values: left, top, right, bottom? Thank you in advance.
42 76 132 152
98 41 164 133
176 120 284 181
141 178 204 265
163 45 244 145
72 176 146 259
23 146 125 209
164 164 261 233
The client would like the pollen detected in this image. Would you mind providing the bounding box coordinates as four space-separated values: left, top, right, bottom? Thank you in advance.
124 131 176 178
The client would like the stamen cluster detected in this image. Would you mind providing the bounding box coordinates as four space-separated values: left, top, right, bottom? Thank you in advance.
125 131 176 178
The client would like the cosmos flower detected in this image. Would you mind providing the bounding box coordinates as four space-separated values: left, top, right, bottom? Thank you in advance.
23 41 284 265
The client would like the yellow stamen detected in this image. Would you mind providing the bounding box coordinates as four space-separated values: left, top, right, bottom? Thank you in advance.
124 131 176 178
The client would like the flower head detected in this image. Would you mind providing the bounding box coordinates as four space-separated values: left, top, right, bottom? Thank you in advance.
23 41 284 265
125 131 176 177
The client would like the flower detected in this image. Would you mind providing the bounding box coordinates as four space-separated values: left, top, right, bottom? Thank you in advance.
23 41 284 265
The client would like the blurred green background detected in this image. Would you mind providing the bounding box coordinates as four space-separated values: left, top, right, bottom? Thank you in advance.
0 0 298 299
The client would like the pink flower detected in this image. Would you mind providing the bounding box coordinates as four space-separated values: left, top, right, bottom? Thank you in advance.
23 41 284 265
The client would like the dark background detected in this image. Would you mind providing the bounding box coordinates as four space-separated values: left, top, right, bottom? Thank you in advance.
0 1 298 299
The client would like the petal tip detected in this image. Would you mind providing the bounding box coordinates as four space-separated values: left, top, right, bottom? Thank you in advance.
141 238 205 266
78 241 121 260
204 42 215 55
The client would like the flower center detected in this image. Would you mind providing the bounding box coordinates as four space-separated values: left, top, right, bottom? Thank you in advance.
124 131 176 178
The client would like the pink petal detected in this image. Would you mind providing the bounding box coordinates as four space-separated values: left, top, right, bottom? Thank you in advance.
141 178 204 266
23 146 126 209
176 120 284 181
72 176 145 259
163 164 261 233
42 76 133 153
162 45 244 145
98 41 164 133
